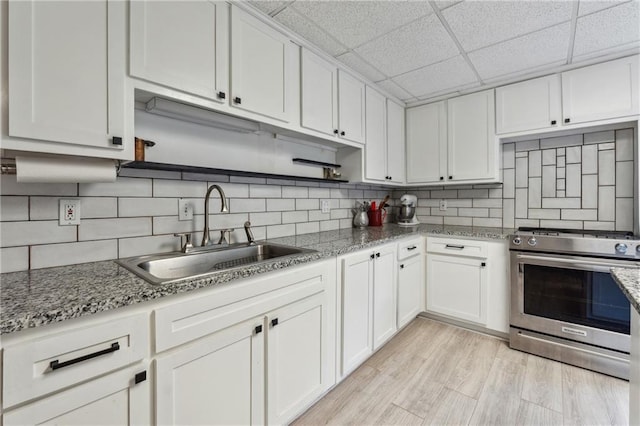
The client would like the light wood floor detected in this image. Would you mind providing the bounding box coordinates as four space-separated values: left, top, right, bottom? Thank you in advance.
293 317 629 426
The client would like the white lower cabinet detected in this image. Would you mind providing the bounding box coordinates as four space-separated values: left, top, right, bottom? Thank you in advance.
340 242 397 376
397 238 425 329
156 317 265 426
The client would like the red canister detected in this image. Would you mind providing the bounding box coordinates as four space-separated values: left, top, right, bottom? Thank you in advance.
367 209 386 226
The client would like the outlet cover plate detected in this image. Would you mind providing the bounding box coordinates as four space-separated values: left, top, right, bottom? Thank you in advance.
439 200 447 211
321 200 330 213
59 199 81 225
178 199 194 221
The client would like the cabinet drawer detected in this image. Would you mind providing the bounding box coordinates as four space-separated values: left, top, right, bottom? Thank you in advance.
3 313 149 408
426 237 488 258
154 262 329 353
397 237 424 261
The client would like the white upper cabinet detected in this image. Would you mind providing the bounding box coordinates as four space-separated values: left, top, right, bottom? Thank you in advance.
230 6 294 122
338 70 366 144
496 74 561 134
7 0 130 160
300 48 338 137
365 86 388 182
406 101 447 184
562 55 639 125
130 1 229 103
447 89 496 182
386 100 406 184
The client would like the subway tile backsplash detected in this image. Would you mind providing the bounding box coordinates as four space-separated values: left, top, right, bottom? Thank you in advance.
0 128 635 272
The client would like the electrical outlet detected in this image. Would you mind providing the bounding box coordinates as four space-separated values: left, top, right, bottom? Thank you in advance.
178 199 194 221
59 199 81 225
439 199 447 211
321 199 330 213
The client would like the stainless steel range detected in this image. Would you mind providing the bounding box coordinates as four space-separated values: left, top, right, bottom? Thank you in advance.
509 227 640 379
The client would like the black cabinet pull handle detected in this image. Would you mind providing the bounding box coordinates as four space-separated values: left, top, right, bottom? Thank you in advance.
439 177 444 181
551 120 556 125
111 136 122 146
448 176 453 180
407 246 417 250
370 254 375 259
564 118 570 123
234 97 242 104
218 91 226 99
340 131 345 136
376 252 380 258
445 244 465 250
400 264 404 269
49 342 120 371
134 371 147 384
255 325 263 334
481 262 486 267
271 318 279 327
333 129 339 134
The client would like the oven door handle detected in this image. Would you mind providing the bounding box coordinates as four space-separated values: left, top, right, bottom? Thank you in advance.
516 254 639 272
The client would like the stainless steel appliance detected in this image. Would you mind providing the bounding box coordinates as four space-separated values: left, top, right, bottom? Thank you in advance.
509 227 640 379
397 194 419 226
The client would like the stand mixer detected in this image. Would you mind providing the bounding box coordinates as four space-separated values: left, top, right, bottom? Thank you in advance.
397 194 419 226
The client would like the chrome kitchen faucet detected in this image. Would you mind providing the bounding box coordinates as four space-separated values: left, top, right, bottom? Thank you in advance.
202 184 228 247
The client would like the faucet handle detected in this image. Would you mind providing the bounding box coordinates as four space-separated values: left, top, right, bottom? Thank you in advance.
215 228 234 245
174 233 193 252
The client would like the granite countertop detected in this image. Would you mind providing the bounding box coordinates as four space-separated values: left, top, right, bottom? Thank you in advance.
0 224 512 335
611 267 640 315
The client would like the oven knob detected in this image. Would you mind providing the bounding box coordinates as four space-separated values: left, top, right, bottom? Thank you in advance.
615 243 628 254
512 236 522 245
527 237 537 246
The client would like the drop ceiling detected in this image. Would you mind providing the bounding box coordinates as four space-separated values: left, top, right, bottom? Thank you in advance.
249 0 640 105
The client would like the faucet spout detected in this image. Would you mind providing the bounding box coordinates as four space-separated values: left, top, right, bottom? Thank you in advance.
202 184 228 247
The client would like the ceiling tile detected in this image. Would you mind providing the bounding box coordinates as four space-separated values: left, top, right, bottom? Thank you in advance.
335 52 387 82
273 7 348 56
578 0 631 16
573 1 640 57
249 1 291 16
376 79 414 101
391 56 478 98
354 13 459 77
290 1 434 49
443 1 573 52
469 23 571 80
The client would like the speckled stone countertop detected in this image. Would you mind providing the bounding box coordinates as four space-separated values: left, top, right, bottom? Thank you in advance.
611 267 640 315
1 224 512 335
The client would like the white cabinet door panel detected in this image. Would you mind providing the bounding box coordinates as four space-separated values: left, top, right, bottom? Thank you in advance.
406 102 446 183
301 49 338 136
372 247 397 349
397 254 425 329
386 100 406 184
8 0 126 154
231 6 291 122
496 74 561 134
130 1 228 102
562 55 639 125
447 90 496 182
338 70 365 144
365 86 387 182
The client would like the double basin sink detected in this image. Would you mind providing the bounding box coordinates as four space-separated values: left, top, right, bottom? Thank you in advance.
117 243 316 285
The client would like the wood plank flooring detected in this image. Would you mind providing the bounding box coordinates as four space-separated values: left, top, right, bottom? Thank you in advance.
292 317 629 426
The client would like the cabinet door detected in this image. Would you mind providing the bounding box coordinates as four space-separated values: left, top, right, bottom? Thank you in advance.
447 90 496 182
496 74 561 134
562 55 639 125
426 254 487 325
156 317 265 426
386 100 406 184
3 364 150 426
341 251 373 375
130 1 228 103
397 254 425 329
372 246 397 349
267 292 327 425
338 70 366 144
230 6 292 122
406 102 446 184
300 48 338 136
364 86 387 182
8 0 127 157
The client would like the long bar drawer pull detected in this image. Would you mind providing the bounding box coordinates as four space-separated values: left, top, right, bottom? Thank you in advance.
49 342 120 371
407 246 417 250
445 244 465 250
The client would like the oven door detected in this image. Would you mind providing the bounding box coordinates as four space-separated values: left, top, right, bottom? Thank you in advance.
510 251 637 353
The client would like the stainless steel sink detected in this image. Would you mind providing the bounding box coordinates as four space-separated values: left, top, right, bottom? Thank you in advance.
116 243 316 285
